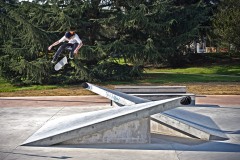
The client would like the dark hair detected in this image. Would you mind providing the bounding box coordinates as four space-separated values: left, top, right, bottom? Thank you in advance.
69 26 76 31
65 32 74 38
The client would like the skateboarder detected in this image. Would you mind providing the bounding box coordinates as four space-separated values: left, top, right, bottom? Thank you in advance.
48 27 83 63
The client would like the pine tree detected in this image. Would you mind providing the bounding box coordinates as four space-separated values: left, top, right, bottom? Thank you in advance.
0 0 142 84
0 0 214 85
0 0 52 84
95 0 213 67
213 0 240 51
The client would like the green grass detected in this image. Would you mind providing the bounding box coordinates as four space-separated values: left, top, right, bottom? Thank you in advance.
139 65 240 84
105 65 240 85
140 73 240 84
104 72 240 85
0 78 58 92
1 64 240 92
145 64 240 76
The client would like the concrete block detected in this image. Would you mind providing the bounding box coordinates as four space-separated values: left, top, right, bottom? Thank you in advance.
62 118 150 144
115 86 187 93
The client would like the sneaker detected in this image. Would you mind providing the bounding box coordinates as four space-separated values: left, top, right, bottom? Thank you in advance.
51 60 56 64
69 53 74 59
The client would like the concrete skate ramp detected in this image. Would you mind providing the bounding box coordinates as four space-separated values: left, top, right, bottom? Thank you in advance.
82 82 190 105
22 97 183 146
81 82 149 106
153 109 228 140
83 82 227 140
164 109 228 139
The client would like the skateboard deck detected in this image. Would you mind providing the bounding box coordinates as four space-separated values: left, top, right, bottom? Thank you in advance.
54 56 68 71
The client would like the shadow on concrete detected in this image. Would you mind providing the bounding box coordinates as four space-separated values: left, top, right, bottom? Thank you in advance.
51 141 240 152
225 130 240 134
44 134 240 152
194 105 240 110
193 104 220 108
0 151 71 159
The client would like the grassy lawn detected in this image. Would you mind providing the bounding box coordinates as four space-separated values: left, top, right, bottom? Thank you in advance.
0 64 240 96
0 78 57 92
105 65 240 85
140 73 240 84
104 73 240 86
144 64 240 75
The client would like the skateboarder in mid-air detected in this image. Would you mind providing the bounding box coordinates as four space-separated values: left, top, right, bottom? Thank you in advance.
48 27 83 63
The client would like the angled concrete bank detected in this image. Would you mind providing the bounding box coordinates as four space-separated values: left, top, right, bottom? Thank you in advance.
84 82 226 140
22 97 184 146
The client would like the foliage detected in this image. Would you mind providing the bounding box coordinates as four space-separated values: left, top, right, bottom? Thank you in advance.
0 0 139 84
0 0 217 85
145 64 240 76
0 0 54 84
213 0 240 51
93 0 213 67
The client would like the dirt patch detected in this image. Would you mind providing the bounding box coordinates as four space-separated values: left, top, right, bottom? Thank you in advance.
0 82 239 97
184 82 240 95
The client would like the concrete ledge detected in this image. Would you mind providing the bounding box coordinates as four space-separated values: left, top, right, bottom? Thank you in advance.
85 83 223 141
114 86 195 105
130 93 195 105
81 83 228 142
115 86 187 93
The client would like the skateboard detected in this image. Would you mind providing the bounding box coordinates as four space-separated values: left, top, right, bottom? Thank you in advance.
54 56 68 71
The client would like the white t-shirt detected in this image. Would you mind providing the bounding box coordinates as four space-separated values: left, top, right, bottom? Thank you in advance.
58 34 82 44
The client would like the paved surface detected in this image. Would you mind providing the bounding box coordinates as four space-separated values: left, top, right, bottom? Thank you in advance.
0 95 110 107
0 95 240 160
196 95 240 107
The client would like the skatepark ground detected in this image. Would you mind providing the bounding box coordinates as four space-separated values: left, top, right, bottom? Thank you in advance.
0 95 240 160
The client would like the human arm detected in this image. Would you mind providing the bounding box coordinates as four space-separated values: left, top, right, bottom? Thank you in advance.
48 36 66 51
73 34 83 54
48 41 60 51
74 42 83 54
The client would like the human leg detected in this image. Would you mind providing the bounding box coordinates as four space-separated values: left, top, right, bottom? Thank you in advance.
52 43 71 63
69 43 78 59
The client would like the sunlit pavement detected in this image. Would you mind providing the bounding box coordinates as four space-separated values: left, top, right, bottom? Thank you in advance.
0 95 240 160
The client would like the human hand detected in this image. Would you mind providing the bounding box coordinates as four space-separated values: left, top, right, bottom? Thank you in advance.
48 46 52 51
74 49 78 55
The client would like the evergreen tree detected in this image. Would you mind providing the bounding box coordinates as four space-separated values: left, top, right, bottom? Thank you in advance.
0 0 141 84
96 0 213 67
213 0 240 51
0 0 52 84
0 0 214 85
